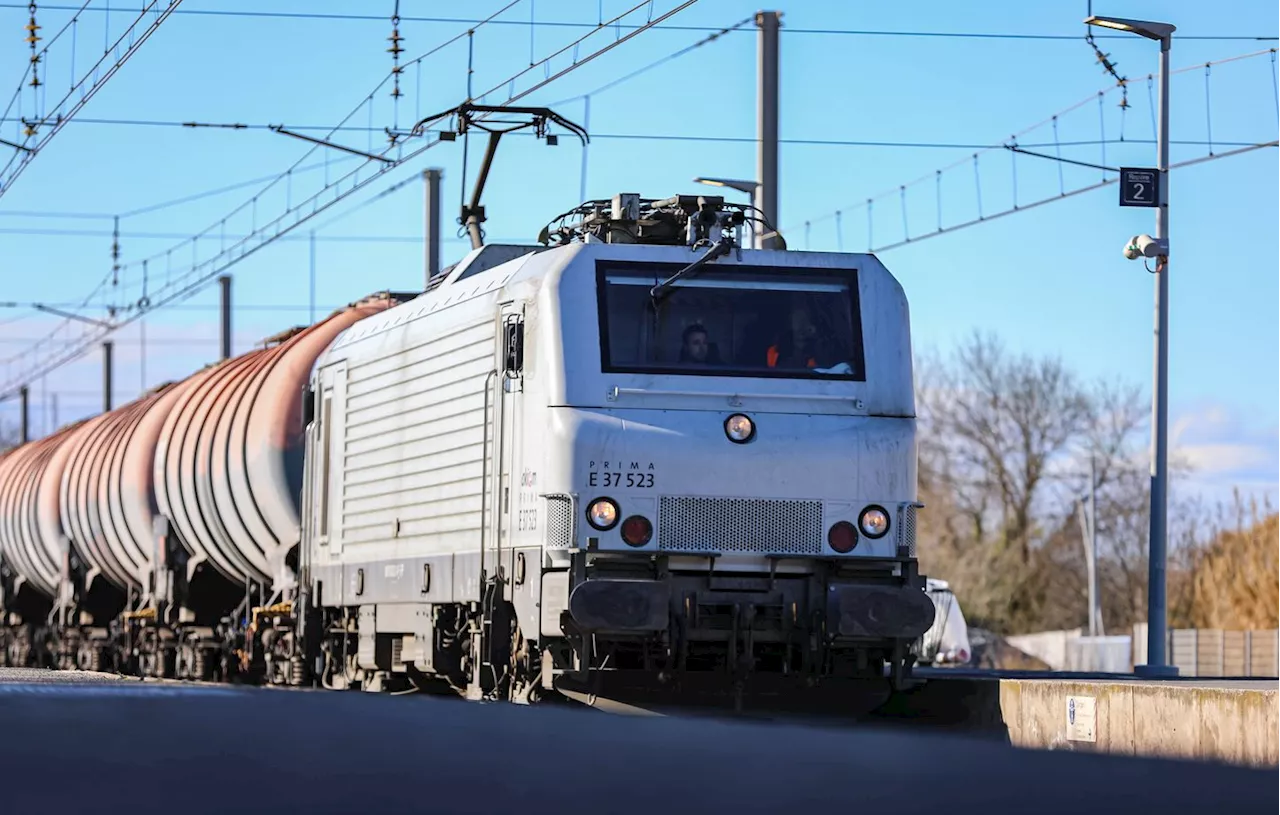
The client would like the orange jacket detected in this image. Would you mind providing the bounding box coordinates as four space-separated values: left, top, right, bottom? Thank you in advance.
766 345 816 368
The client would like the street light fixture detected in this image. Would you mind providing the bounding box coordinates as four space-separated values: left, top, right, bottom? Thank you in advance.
693 176 774 249
1083 15 1175 40
1085 13 1178 678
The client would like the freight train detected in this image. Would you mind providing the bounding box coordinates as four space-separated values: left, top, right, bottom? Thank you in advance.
0 193 935 706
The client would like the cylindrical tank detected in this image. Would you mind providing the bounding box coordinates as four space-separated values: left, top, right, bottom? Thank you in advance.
57 382 193 594
153 296 396 592
0 421 88 600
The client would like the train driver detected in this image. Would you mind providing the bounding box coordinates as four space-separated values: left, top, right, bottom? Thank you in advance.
766 304 820 369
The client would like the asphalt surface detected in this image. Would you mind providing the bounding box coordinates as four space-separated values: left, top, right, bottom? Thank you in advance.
0 667 135 684
0 671 1274 815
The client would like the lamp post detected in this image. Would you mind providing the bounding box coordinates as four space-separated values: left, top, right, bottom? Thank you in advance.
1085 13 1177 677
693 176 765 248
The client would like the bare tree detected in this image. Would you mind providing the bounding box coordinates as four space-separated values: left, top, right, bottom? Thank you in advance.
919 332 1093 562
907 327 1240 638
916 332 1106 630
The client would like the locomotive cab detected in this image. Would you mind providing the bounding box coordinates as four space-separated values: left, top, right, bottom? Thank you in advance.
524 195 935 701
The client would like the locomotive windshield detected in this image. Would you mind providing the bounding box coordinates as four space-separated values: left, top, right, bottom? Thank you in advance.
597 263 866 380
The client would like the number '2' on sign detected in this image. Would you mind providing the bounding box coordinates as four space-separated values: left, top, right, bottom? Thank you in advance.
1120 167 1160 208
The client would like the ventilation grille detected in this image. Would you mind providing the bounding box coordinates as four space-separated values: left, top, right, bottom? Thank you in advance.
545 495 575 548
658 497 823 555
897 504 917 557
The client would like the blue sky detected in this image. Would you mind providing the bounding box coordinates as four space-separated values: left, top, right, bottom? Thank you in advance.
0 0 1276 508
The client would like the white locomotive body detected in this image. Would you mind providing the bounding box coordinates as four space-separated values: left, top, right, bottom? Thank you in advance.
0 193 933 700
302 195 934 699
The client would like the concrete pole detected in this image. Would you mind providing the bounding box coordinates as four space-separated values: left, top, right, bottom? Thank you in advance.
1139 34 1176 678
219 275 232 361
19 385 29 444
51 392 57 431
102 341 113 413
755 10 780 250
424 167 443 283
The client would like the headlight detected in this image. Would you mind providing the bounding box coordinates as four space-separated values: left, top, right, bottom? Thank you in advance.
586 498 620 531
724 413 755 443
858 505 890 539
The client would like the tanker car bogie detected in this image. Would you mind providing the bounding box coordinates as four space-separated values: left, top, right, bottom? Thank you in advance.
0 193 935 712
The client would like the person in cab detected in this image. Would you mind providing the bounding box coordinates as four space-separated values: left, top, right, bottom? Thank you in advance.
678 323 723 365
766 305 821 369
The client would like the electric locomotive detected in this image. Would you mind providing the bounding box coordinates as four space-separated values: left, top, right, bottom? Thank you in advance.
0 193 934 709
300 193 934 705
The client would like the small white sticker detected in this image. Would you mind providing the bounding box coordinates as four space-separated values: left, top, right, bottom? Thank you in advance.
1066 695 1097 743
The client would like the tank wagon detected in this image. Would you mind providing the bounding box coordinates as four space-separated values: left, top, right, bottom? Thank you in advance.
1 193 935 706
1 295 403 675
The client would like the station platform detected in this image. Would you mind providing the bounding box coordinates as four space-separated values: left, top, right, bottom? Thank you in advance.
872 668 1278 767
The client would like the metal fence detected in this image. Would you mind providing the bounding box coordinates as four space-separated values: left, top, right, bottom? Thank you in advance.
1133 624 1279 677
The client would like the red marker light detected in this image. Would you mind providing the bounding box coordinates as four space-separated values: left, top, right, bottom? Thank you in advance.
828 521 857 553
621 515 653 547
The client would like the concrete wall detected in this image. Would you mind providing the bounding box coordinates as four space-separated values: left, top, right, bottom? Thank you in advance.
1064 637 1131 673
1014 626 1280 677
1006 629 1081 670
999 678 1279 768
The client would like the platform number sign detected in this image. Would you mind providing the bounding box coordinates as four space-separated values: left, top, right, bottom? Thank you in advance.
1119 167 1159 208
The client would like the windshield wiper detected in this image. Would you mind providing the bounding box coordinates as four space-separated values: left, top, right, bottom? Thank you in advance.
649 237 735 305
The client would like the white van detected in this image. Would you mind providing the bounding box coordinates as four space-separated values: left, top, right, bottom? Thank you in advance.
918 579 972 667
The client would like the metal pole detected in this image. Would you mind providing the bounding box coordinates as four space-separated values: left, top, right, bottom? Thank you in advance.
1076 493 1096 637
219 275 232 360
309 231 316 324
1088 455 1100 636
424 167 443 283
102 341 113 413
755 10 780 250
579 96 591 203
51 392 57 430
19 385 29 443
1139 33 1176 677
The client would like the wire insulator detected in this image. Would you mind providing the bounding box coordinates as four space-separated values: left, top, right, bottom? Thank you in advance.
111 215 120 287
27 3 42 94
389 2 404 102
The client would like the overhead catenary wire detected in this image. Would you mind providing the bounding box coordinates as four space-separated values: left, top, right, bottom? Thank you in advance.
0 0 186 198
0 0 527 374
0 0 704 398
0 113 1256 156
775 47 1279 243
0 4 1273 40
865 139 1277 255
547 14 754 106
0 227 522 243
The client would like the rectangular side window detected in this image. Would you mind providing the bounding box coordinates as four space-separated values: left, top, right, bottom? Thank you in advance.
319 395 333 537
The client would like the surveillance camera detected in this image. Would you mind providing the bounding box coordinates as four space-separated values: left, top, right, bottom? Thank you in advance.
1123 234 1166 260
